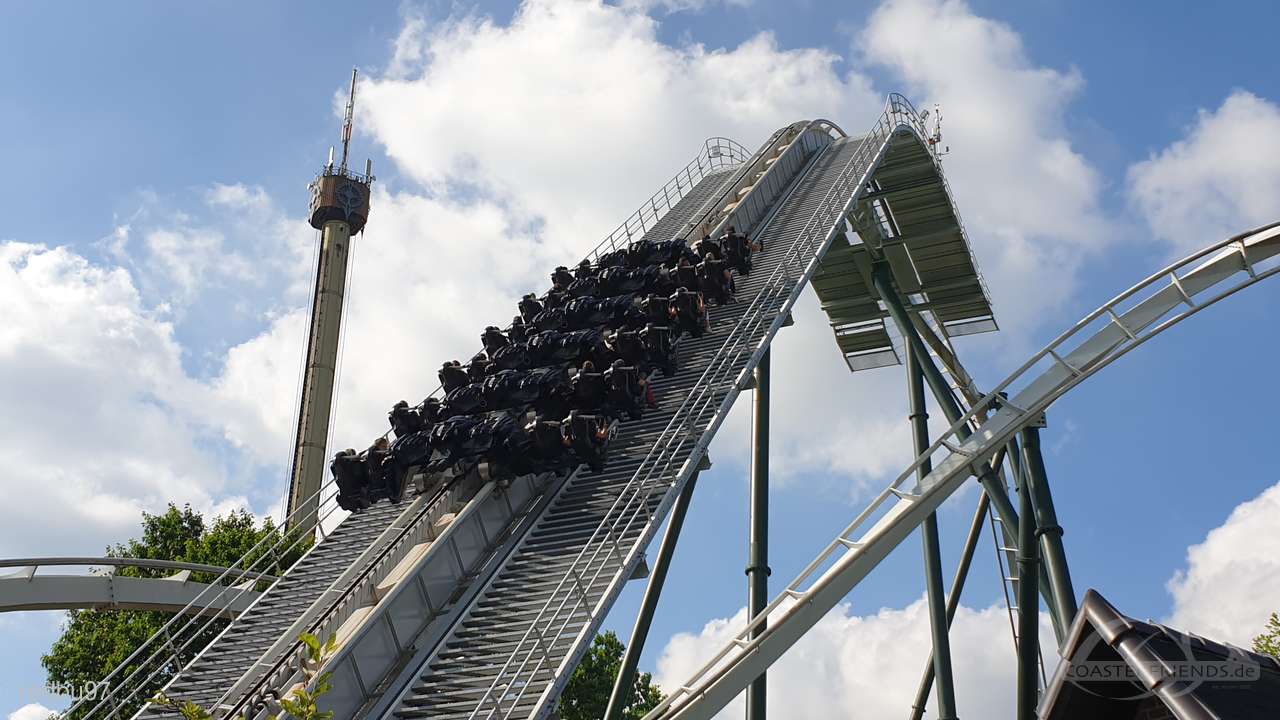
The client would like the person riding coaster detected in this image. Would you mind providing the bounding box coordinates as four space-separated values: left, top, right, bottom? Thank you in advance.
604 359 651 420
388 400 425 439
481 326 510 355
331 436 398 509
605 324 678 376
551 265 575 289
563 410 612 473
330 448 372 511
518 293 544 323
697 253 734 305
720 225 757 275
669 288 708 337
695 234 723 262
439 360 470 393
674 256 699 292
509 315 529 344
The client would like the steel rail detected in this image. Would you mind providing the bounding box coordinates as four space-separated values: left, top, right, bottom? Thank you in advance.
456 118 847 719
218 468 546 718
68 480 350 719
482 115 866 719
0 557 278 582
647 220 1280 720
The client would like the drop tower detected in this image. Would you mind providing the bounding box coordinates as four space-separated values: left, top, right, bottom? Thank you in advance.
287 68 373 530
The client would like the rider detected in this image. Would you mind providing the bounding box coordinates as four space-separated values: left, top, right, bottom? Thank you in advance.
439 360 470 393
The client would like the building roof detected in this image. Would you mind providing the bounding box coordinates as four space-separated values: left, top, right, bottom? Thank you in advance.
1040 589 1280 719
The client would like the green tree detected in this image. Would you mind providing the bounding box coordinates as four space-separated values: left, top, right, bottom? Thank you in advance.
42 504 308 717
558 631 664 720
1254 612 1280 658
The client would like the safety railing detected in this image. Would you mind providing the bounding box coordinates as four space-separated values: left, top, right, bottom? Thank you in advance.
220 469 550 719
582 137 751 263
646 220 1280 719
64 477 361 720
80 132 759 720
0 557 277 583
457 117 851 718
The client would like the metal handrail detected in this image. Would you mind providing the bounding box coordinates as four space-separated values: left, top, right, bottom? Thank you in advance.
581 137 751 262
0 557 278 582
460 117 847 718
389 133 769 423
66 479 349 719
647 220 1280 718
215 471 497 717
80 135 760 720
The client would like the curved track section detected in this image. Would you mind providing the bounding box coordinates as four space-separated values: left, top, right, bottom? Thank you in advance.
0 558 271 615
646 222 1280 720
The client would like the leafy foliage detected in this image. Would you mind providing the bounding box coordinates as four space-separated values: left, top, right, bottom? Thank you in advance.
558 631 664 720
1254 612 1280 658
43 504 310 718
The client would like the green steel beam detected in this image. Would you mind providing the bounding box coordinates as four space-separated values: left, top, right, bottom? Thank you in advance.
1020 426 1078 637
746 349 771 720
1015 450 1041 720
907 344 958 720
909 490 992 720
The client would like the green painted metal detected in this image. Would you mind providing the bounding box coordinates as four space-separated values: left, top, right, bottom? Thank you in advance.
869 261 1023 545
747 349 771 720
1015 454 1041 720
909 491 991 720
908 345 958 720
1020 426 1078 638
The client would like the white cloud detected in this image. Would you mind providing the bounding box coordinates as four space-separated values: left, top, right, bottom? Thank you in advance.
0 242 256 556
655 597 1056 719
361 0 880 256
0 0 1123 583
1128 90 1280 255
1165 481 1280 647
7 703 55 720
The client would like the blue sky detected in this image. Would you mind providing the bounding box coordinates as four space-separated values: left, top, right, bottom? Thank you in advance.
2 1 1279 717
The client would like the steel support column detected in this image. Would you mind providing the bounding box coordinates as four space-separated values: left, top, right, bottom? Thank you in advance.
1020 426 1078 635
907 345 958 720
746 349 771 720
870 260 1062 628
605 472 702 720
909 491 991 720
1015 453 1041 720
869 261 1022 539
1004 435 1066 644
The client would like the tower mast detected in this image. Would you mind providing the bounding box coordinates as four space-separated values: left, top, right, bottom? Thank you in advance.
287 68 373 531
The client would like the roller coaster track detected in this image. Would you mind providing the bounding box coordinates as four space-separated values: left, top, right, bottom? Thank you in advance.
71 90 1279 720
644 221 1280 719
69 130 758 720
0 558 273 615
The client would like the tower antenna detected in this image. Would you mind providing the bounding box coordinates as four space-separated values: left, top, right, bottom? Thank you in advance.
340 67 357 172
